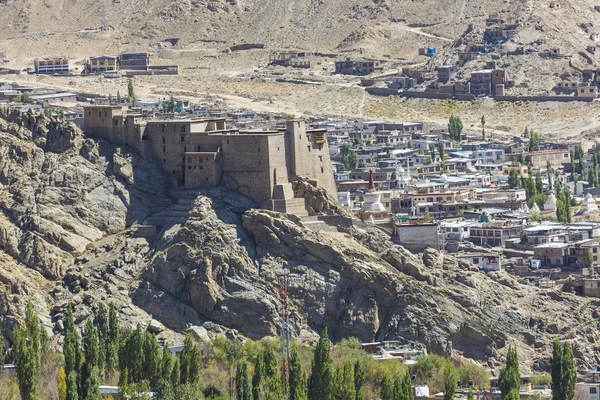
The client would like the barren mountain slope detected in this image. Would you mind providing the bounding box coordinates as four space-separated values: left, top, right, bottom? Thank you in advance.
0 0 596 60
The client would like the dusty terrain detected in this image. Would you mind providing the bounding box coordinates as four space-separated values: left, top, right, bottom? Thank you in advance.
3 0 600 141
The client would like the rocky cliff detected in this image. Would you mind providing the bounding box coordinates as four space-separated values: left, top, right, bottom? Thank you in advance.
1 109 600 372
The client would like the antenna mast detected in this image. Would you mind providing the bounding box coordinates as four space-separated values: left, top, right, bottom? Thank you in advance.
279 267 291 399
102 0 108 31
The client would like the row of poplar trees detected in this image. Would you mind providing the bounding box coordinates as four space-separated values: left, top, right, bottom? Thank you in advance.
12 301 202 400
499 342 576 400
234 326 365 400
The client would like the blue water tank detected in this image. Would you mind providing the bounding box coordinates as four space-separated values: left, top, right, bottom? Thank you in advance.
427 47 437 54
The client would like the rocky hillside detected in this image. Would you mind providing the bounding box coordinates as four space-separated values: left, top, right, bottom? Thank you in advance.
1 109 600 372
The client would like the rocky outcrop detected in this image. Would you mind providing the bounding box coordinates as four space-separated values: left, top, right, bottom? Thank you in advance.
292 176 352 216
0 109 171 278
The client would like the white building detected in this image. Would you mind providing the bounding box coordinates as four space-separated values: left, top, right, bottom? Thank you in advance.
456 253 501 272
576 382 600 400
441 221 472 241
472 148 505 163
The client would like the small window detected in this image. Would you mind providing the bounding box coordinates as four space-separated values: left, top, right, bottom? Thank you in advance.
181 125 185 133
590 388 597 394
181 136 185 142
162 137 166 144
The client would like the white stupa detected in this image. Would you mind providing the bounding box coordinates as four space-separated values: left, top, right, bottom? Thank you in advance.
360 170 389 222
544 193 557 212
396 162 411 190
580 193 598 214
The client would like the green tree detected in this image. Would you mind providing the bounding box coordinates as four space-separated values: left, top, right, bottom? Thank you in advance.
448 115 463 142
119 325 144 382
107 303 119 372
481 115 486 140
252 351 263 400
437 142 446 163
108 93 113 105
161 343 175 385
499 345 520 400
57 368 67 400
143 332 162 388
117 91 122 104
380 375 394 400
587 251 595 277
429 143 436 162
525 173 537 200
127 79 135 102
520 229 528 244
79 319 100 400
308 327 334 400
467 389 474 400
547 161 553 191
290 348 304 400
561 343 576 400
179 335 201 385
354 360 365 400
96 303 108 377
13 302 40 400
508 170 520 189
236 360 252 400
443 363 457 400
119 368 130 400
333 361 355 400
551 340 563 400
528 131 540 152
63 305 81 375
66 372 78 400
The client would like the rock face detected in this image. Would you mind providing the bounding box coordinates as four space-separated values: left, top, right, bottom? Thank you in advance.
2 109 600 373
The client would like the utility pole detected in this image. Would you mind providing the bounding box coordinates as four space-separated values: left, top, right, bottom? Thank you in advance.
279 267 291 400
102 0 108 31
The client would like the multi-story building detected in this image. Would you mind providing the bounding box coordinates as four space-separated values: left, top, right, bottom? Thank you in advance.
335 59 383 76
470 69 493 96
83 106 336 212
468 221 523 247
472 148 505 163
89 56 118 73
34 57 69 74
119 53 150 71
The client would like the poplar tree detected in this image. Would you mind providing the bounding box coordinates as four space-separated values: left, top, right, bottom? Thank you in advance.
14 301 41 400
443 363 457 400
562 343 576 400
308 327 334 400
252 351 264 400
107 303 119 372
63 305 81 375
535 172 544 194
79 319 100 400
96 303 108 376
354 360 365 400
334 361 356 400
290 348 304 400
66 372 78 400
481 115 486 140
553 341 576 400
143 332 162 387
179 335 200 385
499 345 520 400
551 341 563 400
448 115 463 142
380 375 394 400
236 360 252 400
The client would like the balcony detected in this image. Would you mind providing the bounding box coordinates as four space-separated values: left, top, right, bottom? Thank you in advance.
312 131 326 145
